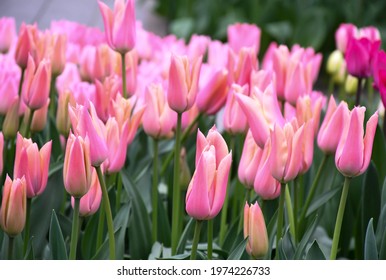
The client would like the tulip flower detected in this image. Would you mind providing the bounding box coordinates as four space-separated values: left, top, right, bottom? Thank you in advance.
223 84 249 134
46 33 67 76
2 99 20 140
295 92 325 136
14 24 38 69
372 50 386 91
71 168 102 217
79 44 114 82
24 99 50 133
335 107 378 178
186 126 232 220
227 47 257 86
187 35 210 61
56 90 75 136
98 0 136 54
63 133 92 198
167 54 202 113
94 76 120 122
0 176 27 237
22 55 52 110
0 17 16 53
13 133 52 198
238 131 261 188
335 23 358 53
0 73 18 115
244 202 268 259
227 23 261 55
359 26 381 42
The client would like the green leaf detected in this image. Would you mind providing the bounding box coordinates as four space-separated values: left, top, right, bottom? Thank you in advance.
375 205 386 248
222 215 241 253
121 171 152 259
379 228 386 260
381 177 386 209
48 116 63 161
306 187 341 217
81 211 101 259
114 203 131 259
92 228 122 260
148 242 163 260
160 253 191 260
157 194 171 247
24 237 35 260
364 219 378 260
265 209 278 260
371 125 386 180
227 237 248 260
176 217 195 254
306 240 326 260
279 228 295 260
362 163 381 235
294 215 319 260
49 210 68 260
265 21 293 43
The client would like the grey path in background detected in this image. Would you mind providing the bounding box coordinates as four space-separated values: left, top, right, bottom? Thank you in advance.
0 0 167 35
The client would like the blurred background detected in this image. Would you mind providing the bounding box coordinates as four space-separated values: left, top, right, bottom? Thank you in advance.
2 0 386 58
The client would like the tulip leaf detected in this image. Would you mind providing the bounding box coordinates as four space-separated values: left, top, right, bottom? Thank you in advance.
281 228 295 260
48 116 63 161
114 203 131 259
24 236 35 260
159 253 191 260
371 125 386 181
121 171 152 259
294 215 319 260
222 215 241 253
49 210 68 260
381 177 386 209
379 228 386 260
265 209 278 260
306 240 326 260
306 187 340 217
364 219 378 260
91 228 122 260
157 193 171 247
148 242 163 260
227 237 248 260
81 211 101 259
176 217 195 254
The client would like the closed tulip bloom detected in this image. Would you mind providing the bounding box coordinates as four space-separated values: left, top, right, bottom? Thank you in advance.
238 131 262 188
71 168 102 217
359 26 381 42
244 202 268 259
63 133 92 198
167 54 202 113
295 93 325 136
227 47 257 86
0 176 27 237
24 99 50 132
223 84 249 134
0 17 16 53
272 45 290 98
14 24 38 69
13 133 52 198
335 107 378 177
94 76 120 122
56 90 75 136
0 73 18 115
2 99 20 140
317 96 349 154
22 55 52 110
143 83 175 139
98 0 136 54
372 50 386 91
227 23 261 55
48 33 67 76
378 70 386 107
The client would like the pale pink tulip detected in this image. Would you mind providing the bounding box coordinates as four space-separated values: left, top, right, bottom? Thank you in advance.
238 131 262 188
223 84 249 134
244 202 268 259
227 23 261 55
0 17 16 53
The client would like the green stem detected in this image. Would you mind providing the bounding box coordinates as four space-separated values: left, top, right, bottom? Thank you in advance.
367 77 373 106
17 68 25 97
355 78 363 106
23 198 32 255
190 220 203 260
49 75 57 118
299 155 329 226
171 113 182 255
285 184 296 242
152 138 159 243
69 197 80 260
8 236 14 260
96 165 116 260
23 109 35 138
219 136 234 245
115 173 122 213
207 219 213 260
276 183 286 260
96 206 105 250
328 77 334 96
330 177 351 260
121 53 127 98
238 189 251 232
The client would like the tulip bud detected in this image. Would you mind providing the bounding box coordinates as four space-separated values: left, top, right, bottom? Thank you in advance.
326 50 344 75
2 99 20 140
56 90 75 137
345 75 358 95
0 17 16 54
223 84 248 134
238 131 261 188
23 99 50 133
244 202 268 259
0 176 27 237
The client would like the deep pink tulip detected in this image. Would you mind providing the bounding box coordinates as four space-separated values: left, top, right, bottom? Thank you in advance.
14 24 38 69
359 26 381 43
98 0 136 54
244 202 268 259
22 55 52 110
223 84 249 134
167 54 202 113
143 83 175 139
372 50 386 91
317 96 349 154
69 103 108 167
0 17 16 53
71 168 102 217
13 133 52 198
186 126 232 220
335 107 378 177
227 23 261 55
63 133 92 198
238 131 262 188
335 23 358 53
0 176 27 237
236 83 285 148
345 37 380 78
196 64 228 115
378 69 386 107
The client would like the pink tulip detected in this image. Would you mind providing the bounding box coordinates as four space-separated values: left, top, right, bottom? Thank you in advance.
0 176 27 237
345 37 380 78
317 96 349 154
188 35 210 61
261 42 278 71
359 26 381 42
378 70 386 107
167 54 202 113
196 64 228 115
186 126 232 220
236 83 285 148
238 131 262 188
0 73 19 115
69 103 108 167
143 83 175 139
63 133 92 198
13 133 52 198
207 40 229 69
284 58 310 105
22 55 52 110
94 76 120 122
227 23 261 55
25 99 50 132
123 49 138 96
71 168 102 217
227 47 257 86
272 45 290 98
2 99 20 139
14 24 38 69
45 33 67 76
56 90 75 136
0 17 16 53
250 69 275 93
223 84 249 134
244 202 268 259
98 0 136 54
372 50 386 91
79 44 114 82
335 107 378 177
335 23 358 53
295 92 325 136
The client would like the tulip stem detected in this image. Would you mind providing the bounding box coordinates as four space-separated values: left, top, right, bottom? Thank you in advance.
328 77 334 96
97 165 116 260
191 220 203 260
207 219 213 260
152 138 159 243
285 184 296 242
69 197 80 260
8 236 14 260
23 198 32 255
276 183 286 260
49 75 57 118
299 155 328 229
121 53 127 98
383 113 386 140
115 173 122 213
96 205 105 250
22 109 35 138
238 189 251 233
17 68 25 97
330 176 351 260
219 136 234 245
355 78 363 106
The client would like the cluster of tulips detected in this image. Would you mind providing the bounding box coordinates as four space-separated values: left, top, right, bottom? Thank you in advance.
0 0 384 260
